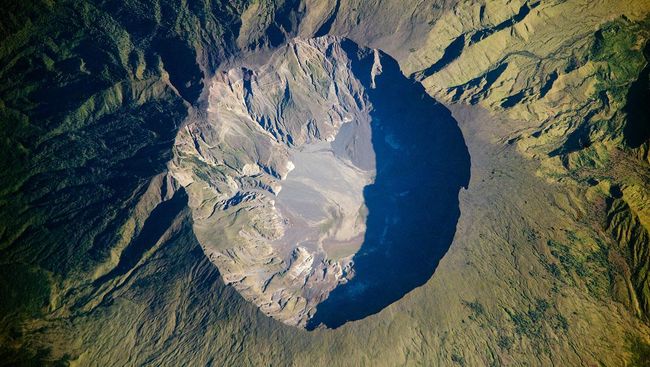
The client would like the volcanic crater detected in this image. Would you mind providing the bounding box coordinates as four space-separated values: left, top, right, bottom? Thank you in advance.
170 36 471 329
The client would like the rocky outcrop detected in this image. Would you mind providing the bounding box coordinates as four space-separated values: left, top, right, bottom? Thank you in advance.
170 35 469 328
607 184 650 318
170 37 376 326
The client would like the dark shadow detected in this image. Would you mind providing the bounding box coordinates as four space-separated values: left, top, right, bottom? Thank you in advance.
307 40 471 329
153 38 204 103
548 106 600 157
93 188 188 285
623 41 650 148
314 0 340 37
469 1 540 44
415 34 466 79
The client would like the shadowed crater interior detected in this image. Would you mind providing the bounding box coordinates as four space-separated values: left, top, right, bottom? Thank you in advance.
172 37 471 328
307 40 471 329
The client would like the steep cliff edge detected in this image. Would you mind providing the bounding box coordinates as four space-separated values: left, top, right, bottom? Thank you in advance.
171 37 373 326
170 36 469 327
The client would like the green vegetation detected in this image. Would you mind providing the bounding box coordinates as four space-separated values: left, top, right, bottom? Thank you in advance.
510 298 549 338
592 19 649 102
548 239 589 277
629 335 650 367
547 236 612 298
508 297 569 342
463 300 485 320
0 346 70 367
497 335 513 351
451 351 466 366
0 263 50 319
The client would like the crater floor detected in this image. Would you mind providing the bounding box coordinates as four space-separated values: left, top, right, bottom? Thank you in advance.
171 36 470 328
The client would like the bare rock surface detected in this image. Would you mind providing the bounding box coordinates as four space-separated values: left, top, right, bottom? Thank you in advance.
170 37 375 326
170 36 469 327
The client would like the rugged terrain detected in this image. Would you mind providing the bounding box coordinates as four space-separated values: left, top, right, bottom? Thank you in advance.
1 0 650 365
171 36 469 327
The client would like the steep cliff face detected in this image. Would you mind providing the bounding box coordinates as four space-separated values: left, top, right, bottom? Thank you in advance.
170 36 469 327
172 37 373 326
607 184 650 317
